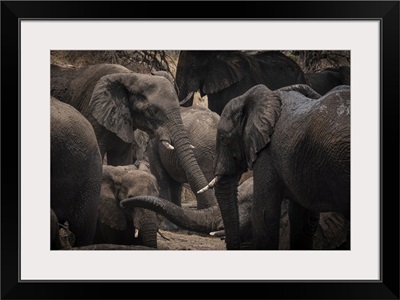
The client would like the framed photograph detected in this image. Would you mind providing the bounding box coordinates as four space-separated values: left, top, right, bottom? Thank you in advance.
2 1 398 299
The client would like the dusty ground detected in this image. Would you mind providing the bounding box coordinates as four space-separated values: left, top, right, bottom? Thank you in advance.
157 229 226 250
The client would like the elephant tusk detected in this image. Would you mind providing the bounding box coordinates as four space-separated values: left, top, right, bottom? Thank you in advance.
179 91 194 105
134 228 139 238
197 176 220 194
209 230 225 237
190 144 195 149
162 141 174 150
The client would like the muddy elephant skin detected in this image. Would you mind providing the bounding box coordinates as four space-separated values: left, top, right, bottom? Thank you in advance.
212 84 350 250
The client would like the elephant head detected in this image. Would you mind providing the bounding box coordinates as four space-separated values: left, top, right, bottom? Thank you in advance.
89 70 181 144
203 84 321 249
96 165 160 248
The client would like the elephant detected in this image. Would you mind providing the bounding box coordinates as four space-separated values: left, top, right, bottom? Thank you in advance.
204 83 350 250
93 165 160 248
51 97 102 248
175 50 307 115
50 63 217 212
120 176 350 250
305 66 350 95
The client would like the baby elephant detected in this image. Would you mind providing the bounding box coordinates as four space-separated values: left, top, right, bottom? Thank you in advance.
93 165 160 248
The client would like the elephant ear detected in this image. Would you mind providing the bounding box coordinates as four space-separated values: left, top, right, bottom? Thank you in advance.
98 166 128 231
202 52 248 95
243 86 282 169
89 73 136 143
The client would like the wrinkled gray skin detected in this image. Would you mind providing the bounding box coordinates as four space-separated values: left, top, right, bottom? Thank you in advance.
151 70 179 96
175 51 306 115
93 165 160 248
50 64 217 211
120 176 349 250
212 84 350 250
120 176 254 246
51 98 102 248
305 66 350 95
146 105 220 209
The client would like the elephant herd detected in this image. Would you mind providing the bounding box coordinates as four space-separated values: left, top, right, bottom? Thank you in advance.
50 50 350 250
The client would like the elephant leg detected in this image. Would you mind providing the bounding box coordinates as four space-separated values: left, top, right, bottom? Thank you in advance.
147 141 182 205
159 180 182 230
68 181 100 246
252 165 282 250
288 200 320 250
169 181 182 207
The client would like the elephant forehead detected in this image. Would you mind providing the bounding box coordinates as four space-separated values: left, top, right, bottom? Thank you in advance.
122 172 159 193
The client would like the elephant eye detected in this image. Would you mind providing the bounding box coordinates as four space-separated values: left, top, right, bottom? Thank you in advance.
148 107 158 116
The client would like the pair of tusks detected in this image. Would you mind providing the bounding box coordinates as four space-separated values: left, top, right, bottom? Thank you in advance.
197 176 220 194
161 141 195 150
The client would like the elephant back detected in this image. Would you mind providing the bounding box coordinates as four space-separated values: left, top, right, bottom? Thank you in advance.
51 64 83 103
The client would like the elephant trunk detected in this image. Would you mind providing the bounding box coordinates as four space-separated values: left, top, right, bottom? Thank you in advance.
133 210 158 248
214 175 242 250
166 110 217 209
121 196 223 233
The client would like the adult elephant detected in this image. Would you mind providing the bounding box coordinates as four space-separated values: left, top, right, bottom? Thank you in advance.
205 84 350 250
51 63 217 210
93 165 160 248
51 97 102 248
175 50 306 115
305 66 350 95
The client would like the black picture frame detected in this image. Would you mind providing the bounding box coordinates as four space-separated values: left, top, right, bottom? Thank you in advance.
2 1 399 299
